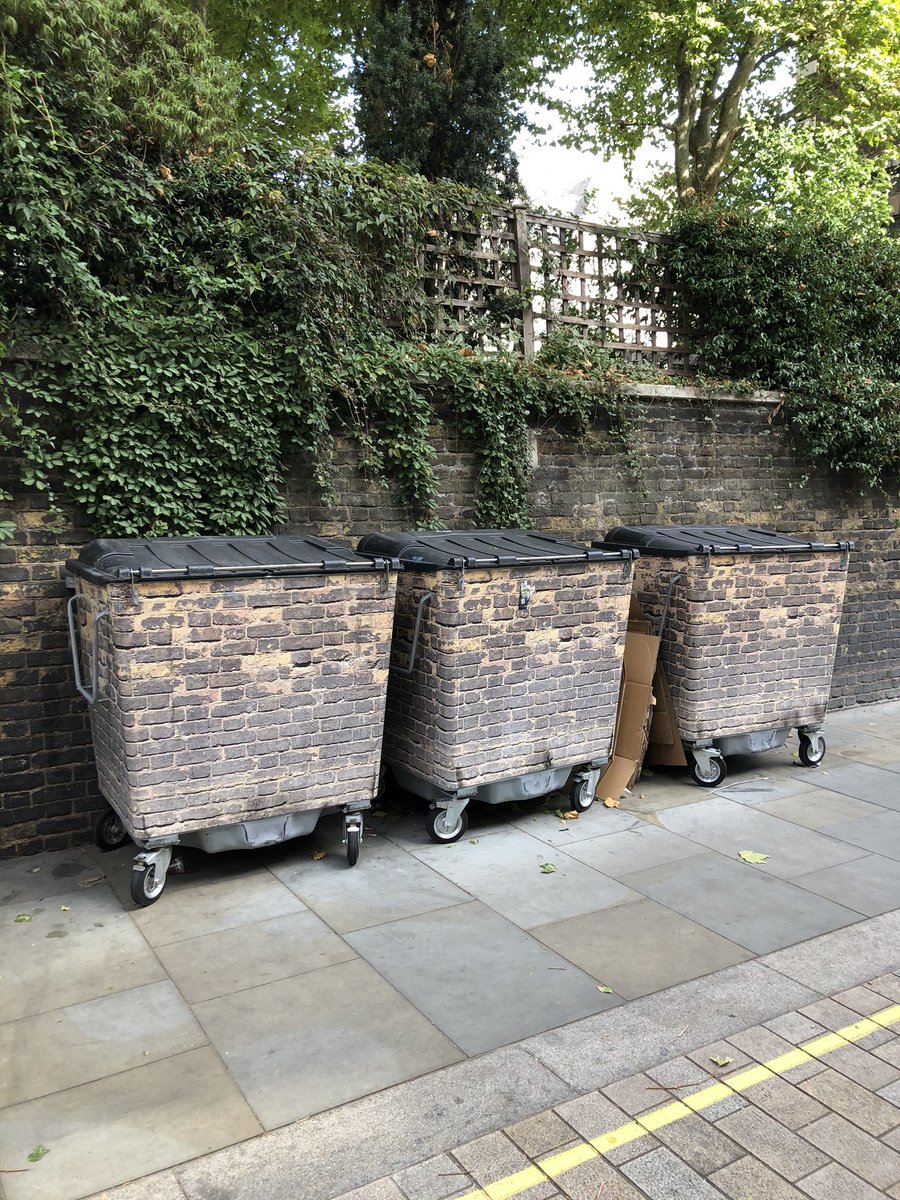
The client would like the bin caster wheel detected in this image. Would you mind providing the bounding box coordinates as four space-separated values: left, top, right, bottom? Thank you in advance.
92 808 129 852
570 777 595 812
798 734 826 767
130 862 166 907
426 806 468 844
346 826 361 867
690 755 727 788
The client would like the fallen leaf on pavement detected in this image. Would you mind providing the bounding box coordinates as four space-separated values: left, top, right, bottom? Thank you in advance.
603 797 620 808
78 875 106 888
639 793 646 800
540 863 557 874
469 838 479 845
60 906 70 912
710 1055 733 1067
14 914 32 923
27 1147 48 1163
311 850 327 861
596 985 613 993
738 850 769 864
30 867 40 874
564 810 580 820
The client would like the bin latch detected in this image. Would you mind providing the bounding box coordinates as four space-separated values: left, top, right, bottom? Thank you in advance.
518 581 534 610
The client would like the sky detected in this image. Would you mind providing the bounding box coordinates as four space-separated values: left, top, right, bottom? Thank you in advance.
513 64 662 223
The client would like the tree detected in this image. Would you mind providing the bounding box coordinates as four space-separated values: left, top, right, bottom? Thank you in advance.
503 0 900 215
175 0 365 142
355 0 522 198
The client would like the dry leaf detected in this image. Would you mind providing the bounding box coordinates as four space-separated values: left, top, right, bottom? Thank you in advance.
469 838 479 845
639 793 646 800
30 867 40 873
738 850 769 864
603 796 620 808
563 811 580 820
311 850 327 861
60 905 70 912
78 874 106 889
710 1055 733 1067
14 914 32 923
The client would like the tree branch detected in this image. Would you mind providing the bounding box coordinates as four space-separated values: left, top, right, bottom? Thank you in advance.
698 34 765 199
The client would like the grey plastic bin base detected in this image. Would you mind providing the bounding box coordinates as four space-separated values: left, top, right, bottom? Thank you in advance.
390 762 576 806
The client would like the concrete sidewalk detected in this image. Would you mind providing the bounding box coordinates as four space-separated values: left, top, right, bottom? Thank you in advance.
0 700 898 1198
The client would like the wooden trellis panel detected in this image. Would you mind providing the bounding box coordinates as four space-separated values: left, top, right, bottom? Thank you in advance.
422 205 693 372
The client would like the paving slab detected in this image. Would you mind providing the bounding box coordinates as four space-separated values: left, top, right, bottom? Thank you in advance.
509 804 642 846
560 825 700 878
654 796 867 879
154 910 357 1004
555 1090 657 1165
267 834 470 933
346 901 618 1056
794 853 900 917
717 774 823 805
0 1046 261 1200
550 1153 645 1200
715 1105 829 1180
619 851 862 954
620 1146 726 1198
92 1170 187 1200
176 1046 575 1200
832 739 900 772
797 1161 894 1200
125 867 305 947
0 844 116 907
802 762 900 808
192 958 463 1129
504 1110 577 1159
820 810 900 861
800 1112 900 1189
452 1132 557 1199
522 960 817 1093
758 791 889 830
391 1153 475 1200
0 980 205 1108
710 1155 807 1199
799 1067 900 1135
760 909 900 992
531 896 751 999
0 885 165 1023
409 827 638 930
332 1181 408 1200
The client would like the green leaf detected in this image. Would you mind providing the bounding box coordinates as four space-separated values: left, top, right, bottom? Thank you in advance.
710 1055 734 1067
596 985 614 993
14 914 32 923
738 850 770 864
540 862 557 874
27 1145 49 1162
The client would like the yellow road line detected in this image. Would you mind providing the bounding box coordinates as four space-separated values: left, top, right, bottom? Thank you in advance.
456 1000 900 1200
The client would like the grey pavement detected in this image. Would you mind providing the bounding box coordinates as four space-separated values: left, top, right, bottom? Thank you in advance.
0 699 898 1199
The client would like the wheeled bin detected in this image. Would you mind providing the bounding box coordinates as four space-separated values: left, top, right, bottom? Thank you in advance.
66 536 398 904
596 525 852 786
355 529 637 842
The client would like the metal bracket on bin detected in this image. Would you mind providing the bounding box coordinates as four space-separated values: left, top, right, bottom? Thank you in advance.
392 591 434 677
66 594 110 705
657 572 684 639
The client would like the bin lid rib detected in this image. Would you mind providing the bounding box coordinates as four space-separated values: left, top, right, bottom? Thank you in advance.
357 529 637 569
596 525 854 556
66 536 396 584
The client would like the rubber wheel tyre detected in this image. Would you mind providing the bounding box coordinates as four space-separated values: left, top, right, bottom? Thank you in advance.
798 735 826 767
570 777 595 812
92 808 129 852
426 806 469 844
130 863 166 907
690 755 727 788
346 826 361 867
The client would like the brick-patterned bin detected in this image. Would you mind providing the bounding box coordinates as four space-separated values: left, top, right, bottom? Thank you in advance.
66 536 397 904
356 530 636 843
597 525 852 787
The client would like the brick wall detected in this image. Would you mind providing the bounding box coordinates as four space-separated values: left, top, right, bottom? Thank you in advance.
382 560 632 793
3 386 898 855
632 552 849 742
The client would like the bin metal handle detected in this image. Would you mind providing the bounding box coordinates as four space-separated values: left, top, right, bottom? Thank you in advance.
392 591 434 677
67 594 109 705
657 572 684 640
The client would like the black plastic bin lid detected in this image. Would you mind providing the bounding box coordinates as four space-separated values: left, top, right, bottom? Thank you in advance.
596 525 853 557
66 535 396 585
356 528 637 569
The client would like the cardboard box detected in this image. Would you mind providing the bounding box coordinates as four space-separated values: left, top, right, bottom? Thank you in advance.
594 602 661 801
645 658 688 767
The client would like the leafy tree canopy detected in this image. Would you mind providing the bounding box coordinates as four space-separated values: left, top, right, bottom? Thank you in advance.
502 0 900 221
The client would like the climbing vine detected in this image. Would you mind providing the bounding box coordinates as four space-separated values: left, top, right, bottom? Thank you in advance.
0 0 640 536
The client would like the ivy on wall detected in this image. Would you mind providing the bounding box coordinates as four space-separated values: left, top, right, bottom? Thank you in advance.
0 0 638 536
